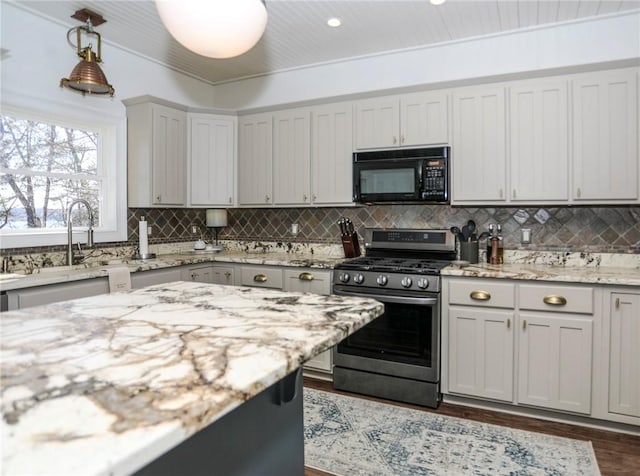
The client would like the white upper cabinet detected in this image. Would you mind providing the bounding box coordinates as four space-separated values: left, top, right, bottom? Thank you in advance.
355 91 448 149
189 114 236 207
238 114 273 206
572 69 638 202
354 97 399 149
311 102 354 205
126 101 187 207
273 108 311 206
509 79 569 202
400 91 449 146
452 86 507 203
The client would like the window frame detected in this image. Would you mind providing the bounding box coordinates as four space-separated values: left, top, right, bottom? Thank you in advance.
0 94 127 249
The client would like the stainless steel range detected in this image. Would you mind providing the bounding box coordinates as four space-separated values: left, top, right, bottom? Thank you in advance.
332 228 456 408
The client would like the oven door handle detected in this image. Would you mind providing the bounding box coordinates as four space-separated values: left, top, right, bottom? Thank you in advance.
334 289 438 306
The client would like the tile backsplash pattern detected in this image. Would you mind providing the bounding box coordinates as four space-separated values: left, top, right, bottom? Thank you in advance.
2 205 640 255
220 205 640 253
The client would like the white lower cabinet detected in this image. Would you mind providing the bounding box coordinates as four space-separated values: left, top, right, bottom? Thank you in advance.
6 278 109 310
283 268 333 375
448 307 514 401
211 265 235 285
606 291 640 421
181 265 213 283
445 278 600 418
517 312 593 414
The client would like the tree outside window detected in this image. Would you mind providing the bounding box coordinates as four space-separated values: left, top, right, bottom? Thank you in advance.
0 115 102 231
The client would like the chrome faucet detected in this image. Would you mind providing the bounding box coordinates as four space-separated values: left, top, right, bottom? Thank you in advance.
67 199 94 266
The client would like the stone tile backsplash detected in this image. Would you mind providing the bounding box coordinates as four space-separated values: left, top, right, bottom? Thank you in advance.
2 205 640 256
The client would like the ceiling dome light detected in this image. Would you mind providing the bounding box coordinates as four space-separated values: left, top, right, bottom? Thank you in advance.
327 17 342 28
155 0 268 59
430 0 447 5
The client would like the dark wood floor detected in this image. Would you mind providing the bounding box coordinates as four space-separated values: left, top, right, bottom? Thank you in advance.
303 377 640 476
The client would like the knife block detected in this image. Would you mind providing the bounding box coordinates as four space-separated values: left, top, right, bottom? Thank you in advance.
341 233 361 258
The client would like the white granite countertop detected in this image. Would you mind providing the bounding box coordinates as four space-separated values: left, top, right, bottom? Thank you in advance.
0 249 347 292
0 281 384 475
2 247 640 292
442 250 640 287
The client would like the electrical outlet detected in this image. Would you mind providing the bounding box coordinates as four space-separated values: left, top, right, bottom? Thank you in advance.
191 225 199 234
521 228 531 244
291 223 299 236
147 226 152 236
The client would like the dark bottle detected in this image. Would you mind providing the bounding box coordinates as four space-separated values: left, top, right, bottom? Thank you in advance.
486 224 494 263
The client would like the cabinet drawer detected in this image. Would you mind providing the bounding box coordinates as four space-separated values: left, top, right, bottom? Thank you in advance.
518 284 593 314
448 279 515 308
241 267 283 289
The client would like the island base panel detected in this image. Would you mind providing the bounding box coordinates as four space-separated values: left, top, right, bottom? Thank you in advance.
135 369 304 476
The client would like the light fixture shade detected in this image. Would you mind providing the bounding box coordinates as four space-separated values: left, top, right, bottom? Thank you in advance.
206 209 228 228
61 49 114 96
155 0 267 59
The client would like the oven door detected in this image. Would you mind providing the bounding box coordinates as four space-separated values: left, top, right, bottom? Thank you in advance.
333 288 440 383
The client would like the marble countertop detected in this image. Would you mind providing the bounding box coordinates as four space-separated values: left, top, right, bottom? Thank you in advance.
442 261 640 287
0 281 384 475
0 249 346 292
2 246 640 292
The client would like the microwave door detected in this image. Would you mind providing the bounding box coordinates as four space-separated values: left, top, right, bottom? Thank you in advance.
355 162 420 202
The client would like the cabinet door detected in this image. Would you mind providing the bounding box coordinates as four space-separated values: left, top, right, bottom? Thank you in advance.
609 293 640 417
400 91 449 146
283 269 331 295
311 103 353 205
131 268 182 288
572 69 638 201
190 115 235 207
284 269 332 372
7 278 110 310
354 97 400 149
152 105 186 205
518 312 593 414
452 86 507 202
181 265 213 283
211 266 235 286
273 109 311 205
238 114 273 206
448 307 514 402
510 80 569 201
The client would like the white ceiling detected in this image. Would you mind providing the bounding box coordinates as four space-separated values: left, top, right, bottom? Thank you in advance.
12 0 640 85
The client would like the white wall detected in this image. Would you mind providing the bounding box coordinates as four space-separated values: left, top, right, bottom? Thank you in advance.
212 11 640 111
0 2 216 116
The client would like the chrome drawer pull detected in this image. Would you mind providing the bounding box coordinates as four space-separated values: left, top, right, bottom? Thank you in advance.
507 318 511 329
543 295 567 306
253 274 268 283
298 272 314 281
470 290 491 301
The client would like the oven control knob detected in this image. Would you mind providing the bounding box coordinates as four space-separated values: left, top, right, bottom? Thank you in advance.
338 272 350 283
401 277 413 288
376 275 388 286
417 278 429 289
353 273 365 284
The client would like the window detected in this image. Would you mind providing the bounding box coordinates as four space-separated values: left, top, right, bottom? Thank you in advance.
0 99 126 248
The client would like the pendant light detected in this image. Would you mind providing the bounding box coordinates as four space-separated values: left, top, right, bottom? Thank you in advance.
60 9 115 96
155 0 268 59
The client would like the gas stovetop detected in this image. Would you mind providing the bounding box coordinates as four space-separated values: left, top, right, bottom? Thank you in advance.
333 228 457 293
334 256 452 275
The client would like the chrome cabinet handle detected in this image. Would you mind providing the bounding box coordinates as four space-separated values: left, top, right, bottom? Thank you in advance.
313 194 317 201
576 187 582 198
228 197 232 204
253 274 268 283
400 134 405 144
523 319 527 330
543 295 567 306
470 290 491 301
303 194 308 202
265 195 271 203
298 272 314 281
392 136 397 145
507 318 511 329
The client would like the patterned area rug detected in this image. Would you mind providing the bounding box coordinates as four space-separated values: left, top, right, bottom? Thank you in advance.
303 388 601 476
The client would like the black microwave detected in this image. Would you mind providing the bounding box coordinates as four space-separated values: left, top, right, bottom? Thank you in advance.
353 146 450 204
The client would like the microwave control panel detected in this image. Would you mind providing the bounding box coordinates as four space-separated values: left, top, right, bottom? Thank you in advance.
422 159 447 199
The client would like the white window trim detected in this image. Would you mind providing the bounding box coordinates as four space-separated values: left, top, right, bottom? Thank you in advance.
0 92 127 249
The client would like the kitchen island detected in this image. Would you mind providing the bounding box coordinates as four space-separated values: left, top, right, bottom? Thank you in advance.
0 281 384 475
